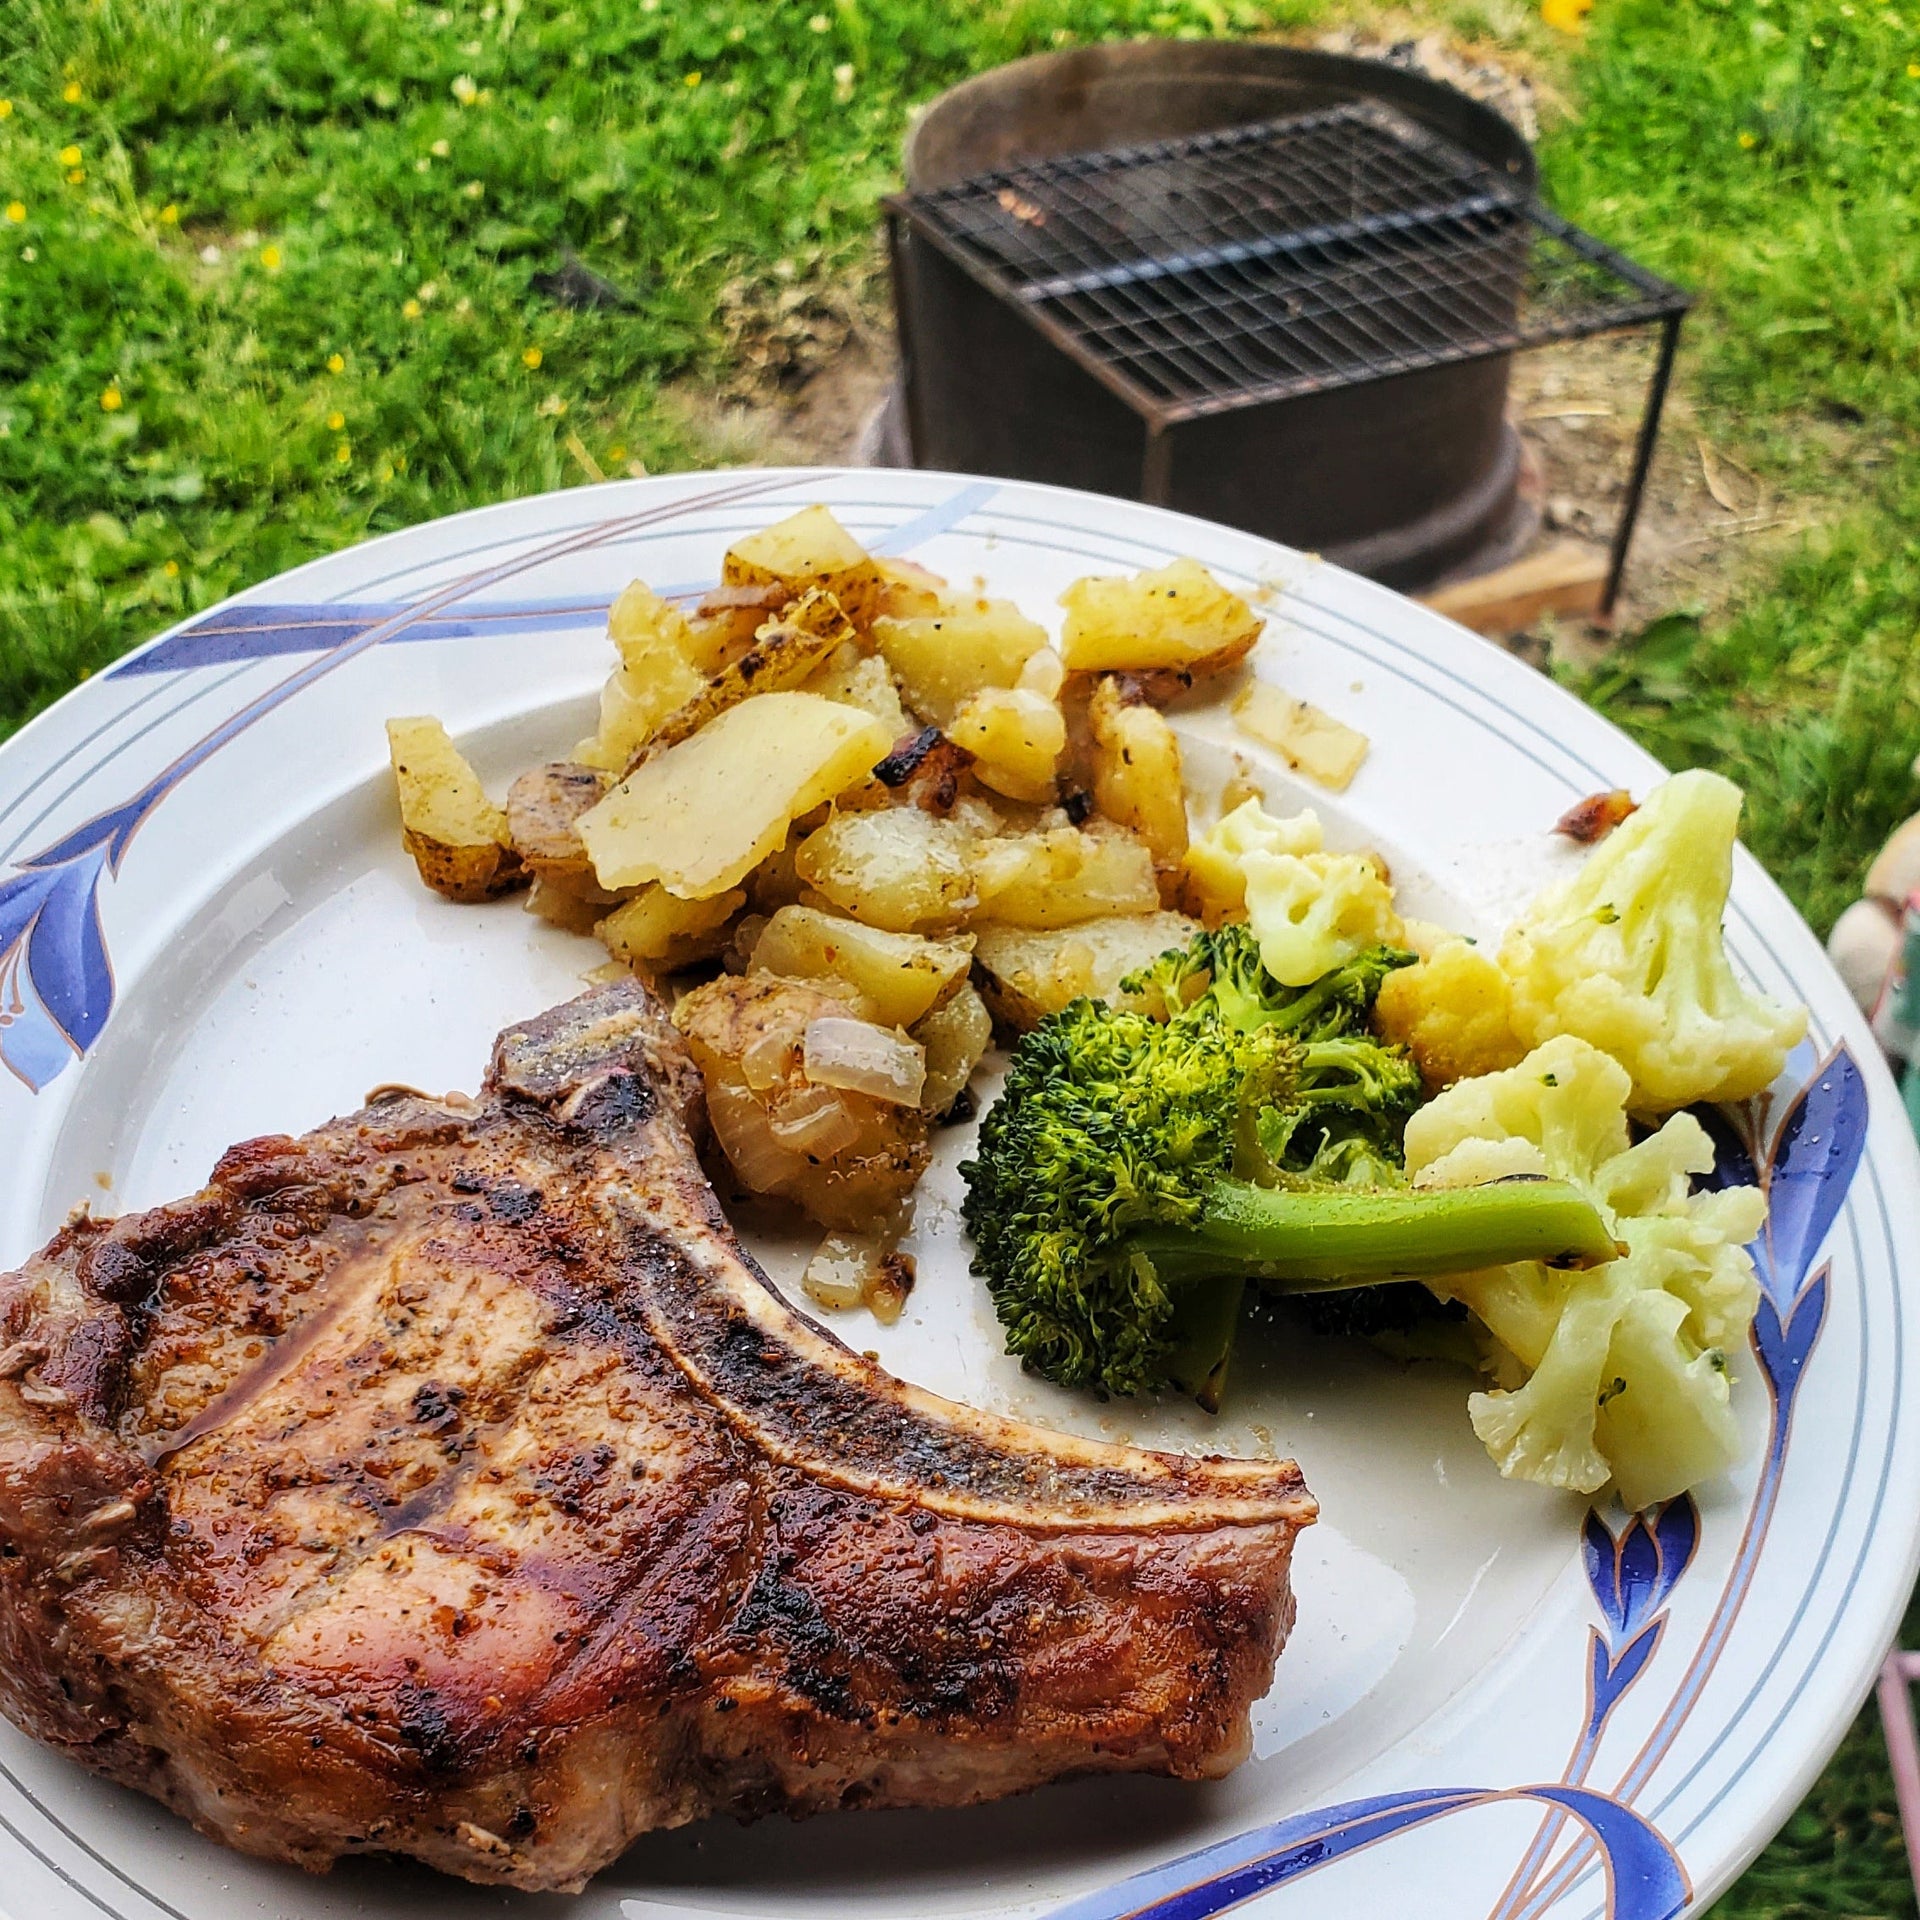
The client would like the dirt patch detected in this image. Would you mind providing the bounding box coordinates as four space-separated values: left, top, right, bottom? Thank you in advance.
1508 332 1816 662
667 330 894 469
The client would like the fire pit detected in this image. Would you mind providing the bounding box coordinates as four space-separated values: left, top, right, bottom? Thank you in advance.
877 41 1687 600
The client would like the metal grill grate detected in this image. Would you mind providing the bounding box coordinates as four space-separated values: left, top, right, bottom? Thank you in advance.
884 102 1688 425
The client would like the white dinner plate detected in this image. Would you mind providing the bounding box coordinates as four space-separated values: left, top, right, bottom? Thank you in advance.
1 467 1915 1920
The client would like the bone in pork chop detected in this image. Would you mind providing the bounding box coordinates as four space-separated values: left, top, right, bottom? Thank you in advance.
0 980 1315 1893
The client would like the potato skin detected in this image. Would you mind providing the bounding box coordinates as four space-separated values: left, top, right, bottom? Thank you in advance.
399 828 526 904
387 716 527 904
720 504 884 629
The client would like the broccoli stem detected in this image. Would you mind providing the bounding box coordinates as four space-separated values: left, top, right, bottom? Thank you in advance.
1130 1176 1621 1289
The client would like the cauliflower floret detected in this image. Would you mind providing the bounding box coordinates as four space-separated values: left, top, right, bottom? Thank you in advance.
1405 1033 1765 1509
1180 798 1401 987
1374 936 1526 1087
1499 769 1807 1110
1181 795 1322 922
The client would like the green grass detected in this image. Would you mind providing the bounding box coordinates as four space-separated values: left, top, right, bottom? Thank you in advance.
1541 0 1920 936
0 0 1307 736
5 1 1920 1914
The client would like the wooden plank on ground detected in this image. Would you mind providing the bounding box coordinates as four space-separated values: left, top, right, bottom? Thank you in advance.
1420 540 1610 636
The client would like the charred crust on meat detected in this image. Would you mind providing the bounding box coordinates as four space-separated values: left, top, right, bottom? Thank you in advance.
556 1070 656 1136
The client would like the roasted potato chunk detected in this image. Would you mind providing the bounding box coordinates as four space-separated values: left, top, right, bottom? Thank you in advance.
971 823 1160 928
1234 681 1370 791
949 687 1066 804
721 504 883 628
580 693 891 898
598 885 745 972
972 909 1201 1030
1088 677 1189 880
675 974 930 1229
871 556 947 621
794 807 980 932
751 906 974 1028
387 716 526 903
913 983 994 1116
804 643 915 742
636 588 859 768
505 761 618 900
577 584 711 770
1058 557 1262 678
873 599 1049 727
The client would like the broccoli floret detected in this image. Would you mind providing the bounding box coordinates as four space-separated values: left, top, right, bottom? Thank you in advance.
1404 1032 1767 1508
1499 769 1808 1109
960 930 1620 1407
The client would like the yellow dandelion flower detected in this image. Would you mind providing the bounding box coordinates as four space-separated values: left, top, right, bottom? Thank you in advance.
327 409 346 431
159 203 179 225
67 167 84 184
58 145 81 168
608 444 627 463
336 441 352 464
4 203 24 224
1910 59 1920 74
683 70 702 87
0 100 13 119
63 82 83 105
260 244 282 270
100 384 123 411
1540 0 1592 29
326 352 345 374
522 345 543 369
1738 129 1757 148
402 298 423 319
163 559 180 577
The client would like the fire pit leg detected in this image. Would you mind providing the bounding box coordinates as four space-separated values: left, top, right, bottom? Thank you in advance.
1600 309 1683 620
1875 1646 1920 1905
1142 421 1175 508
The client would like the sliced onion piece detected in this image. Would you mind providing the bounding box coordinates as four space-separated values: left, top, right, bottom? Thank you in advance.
706 1078 806 1193
766 1083 862 1157
739 1024 797 1092
801 1230 878 1313
802 1016 926 1107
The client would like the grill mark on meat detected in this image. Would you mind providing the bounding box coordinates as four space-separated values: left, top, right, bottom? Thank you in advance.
612 1199 1309 1531
141 1218 387 1470
0 978 1314 1894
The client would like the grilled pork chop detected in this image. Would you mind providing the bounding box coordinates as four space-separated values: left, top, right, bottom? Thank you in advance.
0 981 1315 1893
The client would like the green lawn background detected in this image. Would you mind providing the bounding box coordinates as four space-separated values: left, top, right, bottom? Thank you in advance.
4 0 1920 1910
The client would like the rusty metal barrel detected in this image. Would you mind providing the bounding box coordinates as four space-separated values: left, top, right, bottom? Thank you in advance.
879 41 1538 589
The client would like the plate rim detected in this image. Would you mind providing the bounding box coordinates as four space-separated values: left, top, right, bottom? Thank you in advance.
0 463 1914 1920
